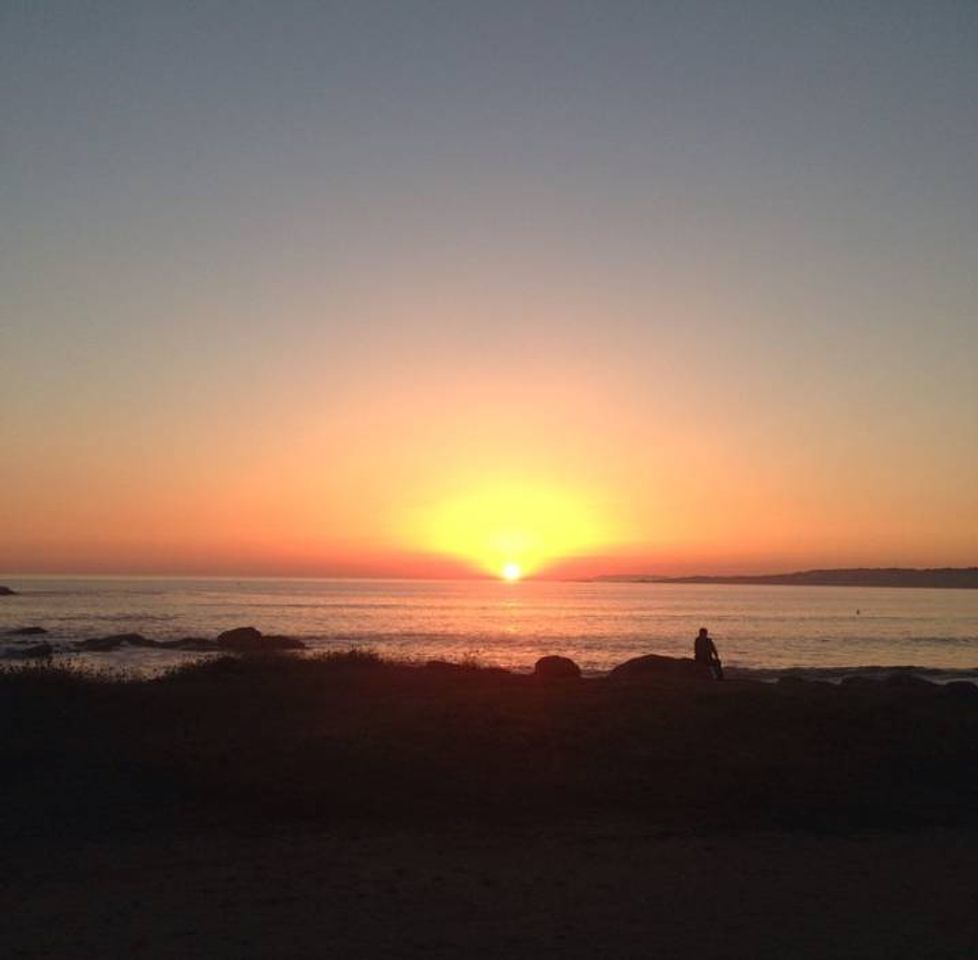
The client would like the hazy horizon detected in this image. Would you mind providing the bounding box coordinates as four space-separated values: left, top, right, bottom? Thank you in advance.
3 560 976 583
3 3 976 580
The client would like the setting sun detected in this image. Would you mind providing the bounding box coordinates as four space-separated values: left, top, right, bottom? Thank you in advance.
408 481 620 578
501 562 522 582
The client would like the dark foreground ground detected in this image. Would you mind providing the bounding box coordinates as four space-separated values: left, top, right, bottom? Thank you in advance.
3 654 977 958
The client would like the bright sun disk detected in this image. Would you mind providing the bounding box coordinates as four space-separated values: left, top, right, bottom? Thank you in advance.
408 480 618 578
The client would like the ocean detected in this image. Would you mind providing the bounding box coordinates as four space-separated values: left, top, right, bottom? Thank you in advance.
1 576 977 682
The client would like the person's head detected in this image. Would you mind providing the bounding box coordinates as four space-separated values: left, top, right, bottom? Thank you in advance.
698 627 708 638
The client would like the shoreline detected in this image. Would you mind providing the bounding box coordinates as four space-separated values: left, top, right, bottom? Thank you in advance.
4 626 978 686
4 641 978 685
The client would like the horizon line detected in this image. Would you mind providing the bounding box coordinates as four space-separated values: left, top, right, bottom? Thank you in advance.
3 564 976 583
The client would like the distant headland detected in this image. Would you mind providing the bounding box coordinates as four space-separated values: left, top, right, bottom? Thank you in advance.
592 567 978 589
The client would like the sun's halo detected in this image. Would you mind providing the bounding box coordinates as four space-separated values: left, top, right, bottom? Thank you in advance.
501 562 522 582
409 480 617 580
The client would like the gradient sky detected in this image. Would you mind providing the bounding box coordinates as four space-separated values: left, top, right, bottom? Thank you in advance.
2 1 976 577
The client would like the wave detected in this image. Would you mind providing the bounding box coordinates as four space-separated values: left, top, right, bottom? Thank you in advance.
726 664 978 684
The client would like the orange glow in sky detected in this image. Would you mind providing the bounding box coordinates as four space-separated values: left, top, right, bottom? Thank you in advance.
410 482 615 578
3 6 977 578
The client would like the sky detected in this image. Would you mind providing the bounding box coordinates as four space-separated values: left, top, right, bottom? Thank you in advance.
2 1 976 578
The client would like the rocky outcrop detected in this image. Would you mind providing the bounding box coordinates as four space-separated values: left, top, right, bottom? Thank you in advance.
9 642 53 659
0 586 16 596
216 626 306 651
533 655 581 680
5 626 48 636
67 628 305 654
74 633 156 651
608 653 713 682
215 626 263 649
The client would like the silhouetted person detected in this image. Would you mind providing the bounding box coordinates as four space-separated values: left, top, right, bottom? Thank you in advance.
694 627 723 680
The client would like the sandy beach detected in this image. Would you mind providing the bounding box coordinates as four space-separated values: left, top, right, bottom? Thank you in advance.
5 819 978 959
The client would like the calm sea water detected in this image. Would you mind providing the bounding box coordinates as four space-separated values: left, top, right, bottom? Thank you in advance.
2 577 977 681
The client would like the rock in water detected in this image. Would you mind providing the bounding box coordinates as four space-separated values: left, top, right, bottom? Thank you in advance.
216 626 266 650
608 653 712 681
215 626 305 651
15 642 53 659
533 655 582 680
74 633 156 651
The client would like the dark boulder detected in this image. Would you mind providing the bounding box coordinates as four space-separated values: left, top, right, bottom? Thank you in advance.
215 626 306 651
608 653 713 682
533 655 581 680
15 642 53 659
0 585 16 596
74 633 157 652
5 626 48 636
215 626 264 650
